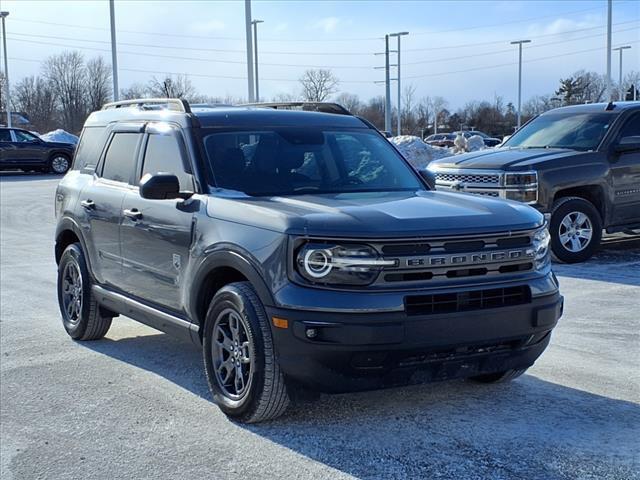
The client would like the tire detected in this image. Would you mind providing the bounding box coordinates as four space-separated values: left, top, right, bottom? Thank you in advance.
470 368 528 383
57 243 112 340
203 282 290 423
49 154 71 174
550 196 602 263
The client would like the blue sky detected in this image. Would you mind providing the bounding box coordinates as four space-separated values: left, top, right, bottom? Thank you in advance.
3 0 639 109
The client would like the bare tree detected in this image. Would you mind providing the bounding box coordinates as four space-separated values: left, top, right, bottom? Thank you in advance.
85 57 112 111
147 75 195 99
299 69 339 102
400 85 417 135
120 83 148 100
0 72 6 112
12 76 57 133
271 92 299 102
334 92 362 114
43 51 88 133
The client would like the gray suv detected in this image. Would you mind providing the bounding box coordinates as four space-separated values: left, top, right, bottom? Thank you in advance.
55 99 563 423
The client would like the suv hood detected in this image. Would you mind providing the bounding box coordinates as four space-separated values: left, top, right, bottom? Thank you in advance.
430 147 579 170
208 190 543 237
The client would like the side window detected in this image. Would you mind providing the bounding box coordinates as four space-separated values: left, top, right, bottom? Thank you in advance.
73 127 107 170
0 130 11 142
101 133 141 183
619 113 640 139
141 133 193 191
14 130 39 142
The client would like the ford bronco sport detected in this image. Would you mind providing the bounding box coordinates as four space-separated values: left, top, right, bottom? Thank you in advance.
55 99 563 423
428 102 640 263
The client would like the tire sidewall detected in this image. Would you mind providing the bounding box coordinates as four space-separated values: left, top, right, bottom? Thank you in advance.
550 198 602 263
50 154 70 174
57 244 93 339
203 286 268 417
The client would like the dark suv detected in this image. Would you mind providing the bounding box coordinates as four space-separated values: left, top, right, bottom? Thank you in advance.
0 127 75 174
55 99 563 423
429 102 640 263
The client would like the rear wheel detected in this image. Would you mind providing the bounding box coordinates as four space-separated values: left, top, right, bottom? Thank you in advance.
550 197 602 263
203 282 289 423
57 243 112 340
50 154 71 174
470 368 527 383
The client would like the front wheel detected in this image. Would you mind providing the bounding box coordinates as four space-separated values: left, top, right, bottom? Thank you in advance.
550 197 602 263
50 154 71 174
203 282 290 423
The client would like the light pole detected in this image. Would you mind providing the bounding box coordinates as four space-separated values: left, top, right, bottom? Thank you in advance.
511 39 531 130
613 46 631 101
109 0 119 101
251 20 263 102
1 11 11 127
384 35 391 134
244 0 255 102
390 31 408 136
606 0 612 100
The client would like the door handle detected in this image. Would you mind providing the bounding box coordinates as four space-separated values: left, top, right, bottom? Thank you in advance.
123 208 143 221
80 199 95 210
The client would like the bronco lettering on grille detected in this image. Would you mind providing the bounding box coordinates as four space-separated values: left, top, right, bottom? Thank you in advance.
397 248 533 269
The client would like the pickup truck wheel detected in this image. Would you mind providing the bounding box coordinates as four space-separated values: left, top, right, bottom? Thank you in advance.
550 197 602 263
57 243 112 340
203 282 290 423
50 154 71 174
470 368 527 383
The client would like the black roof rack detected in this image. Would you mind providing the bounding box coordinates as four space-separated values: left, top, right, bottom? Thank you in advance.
102 98 192 113
240 102 352 116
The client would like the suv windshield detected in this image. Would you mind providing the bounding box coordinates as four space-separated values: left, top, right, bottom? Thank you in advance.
503 112 614 151
201 128 422 196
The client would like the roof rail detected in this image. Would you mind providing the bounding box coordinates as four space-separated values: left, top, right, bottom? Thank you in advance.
241 102 352 116
102 98 192 113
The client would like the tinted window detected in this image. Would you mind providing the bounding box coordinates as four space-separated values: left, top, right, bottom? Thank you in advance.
619 113 640 139
101 133 141 183
14 130 39 142
202 128 422 196
141 133 193 190
73 127 107 170
0 129 11 142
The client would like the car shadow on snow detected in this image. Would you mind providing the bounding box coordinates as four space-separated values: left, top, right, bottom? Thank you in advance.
82 330 639 479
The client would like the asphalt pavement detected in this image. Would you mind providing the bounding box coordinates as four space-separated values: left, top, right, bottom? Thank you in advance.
1 173 639 480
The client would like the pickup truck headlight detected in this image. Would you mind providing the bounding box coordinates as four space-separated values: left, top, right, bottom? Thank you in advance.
532 226 551 268
296 243 395 286
503 171 538 204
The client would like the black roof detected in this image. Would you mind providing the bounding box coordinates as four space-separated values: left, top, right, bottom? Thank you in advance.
543 101 640 115
192 106 367 128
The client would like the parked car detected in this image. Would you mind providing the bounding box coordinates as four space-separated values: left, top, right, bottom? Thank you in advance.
0 127 75 174
55 99 562 423
424 133 455 147
429 101 640 263
454 130 502 147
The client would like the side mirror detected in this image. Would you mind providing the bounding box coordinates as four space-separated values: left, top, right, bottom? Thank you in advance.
140 172 184 200
419 169 437 190
615 136 640 154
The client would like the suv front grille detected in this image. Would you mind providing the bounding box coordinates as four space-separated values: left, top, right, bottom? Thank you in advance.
405 285 531 316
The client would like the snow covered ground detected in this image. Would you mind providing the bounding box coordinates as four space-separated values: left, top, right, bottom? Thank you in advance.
39 129 79 144
391 134 495 170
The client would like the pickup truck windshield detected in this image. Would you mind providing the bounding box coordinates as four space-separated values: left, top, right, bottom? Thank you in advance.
201 128 422 196
503 112 614 151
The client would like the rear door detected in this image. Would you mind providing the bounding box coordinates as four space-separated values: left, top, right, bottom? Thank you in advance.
80 127 143 287
0 129 16 168
120 124 197 312
609 112 640 225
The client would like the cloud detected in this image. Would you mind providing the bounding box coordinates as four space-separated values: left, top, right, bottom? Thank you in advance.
313 17 341 33
190 19 226 33
526 15 601 37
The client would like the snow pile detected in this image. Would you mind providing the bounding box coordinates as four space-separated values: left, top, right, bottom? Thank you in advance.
39 129 79 144
466 135 486 152
391 135 453 169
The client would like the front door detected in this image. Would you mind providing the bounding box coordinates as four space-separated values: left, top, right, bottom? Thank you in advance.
120 126 197 313
11 130 47 167
610 112 640 225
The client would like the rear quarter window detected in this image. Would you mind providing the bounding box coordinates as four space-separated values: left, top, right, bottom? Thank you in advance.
73 127 107 171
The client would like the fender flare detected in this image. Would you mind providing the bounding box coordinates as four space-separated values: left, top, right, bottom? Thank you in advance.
54 216 91 269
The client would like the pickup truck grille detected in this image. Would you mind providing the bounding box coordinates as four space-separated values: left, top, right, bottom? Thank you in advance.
367 229 537 288
435 172 500 185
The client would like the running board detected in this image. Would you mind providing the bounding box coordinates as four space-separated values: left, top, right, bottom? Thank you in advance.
92 285 199 344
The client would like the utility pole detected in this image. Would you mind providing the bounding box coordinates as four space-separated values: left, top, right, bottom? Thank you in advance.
109 0 119 101
511 39 531 129
606 0 612 100
244 0 255 102
390 32 408 136
384 35 391 134
613 46 631 101
1 11 11 127
252 20 263 102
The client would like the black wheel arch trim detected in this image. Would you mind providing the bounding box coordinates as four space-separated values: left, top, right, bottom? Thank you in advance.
55 216 94 274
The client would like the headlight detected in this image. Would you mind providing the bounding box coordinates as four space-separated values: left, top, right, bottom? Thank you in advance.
504 189 538 203
296 243 395 286
504 171 537 186
532 226 551 269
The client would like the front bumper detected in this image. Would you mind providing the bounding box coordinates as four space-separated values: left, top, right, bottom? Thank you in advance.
267 291 563 393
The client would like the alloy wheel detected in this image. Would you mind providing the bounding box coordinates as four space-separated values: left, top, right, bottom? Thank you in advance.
61 260 83 324
51 156 69 174
558 211 593 253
